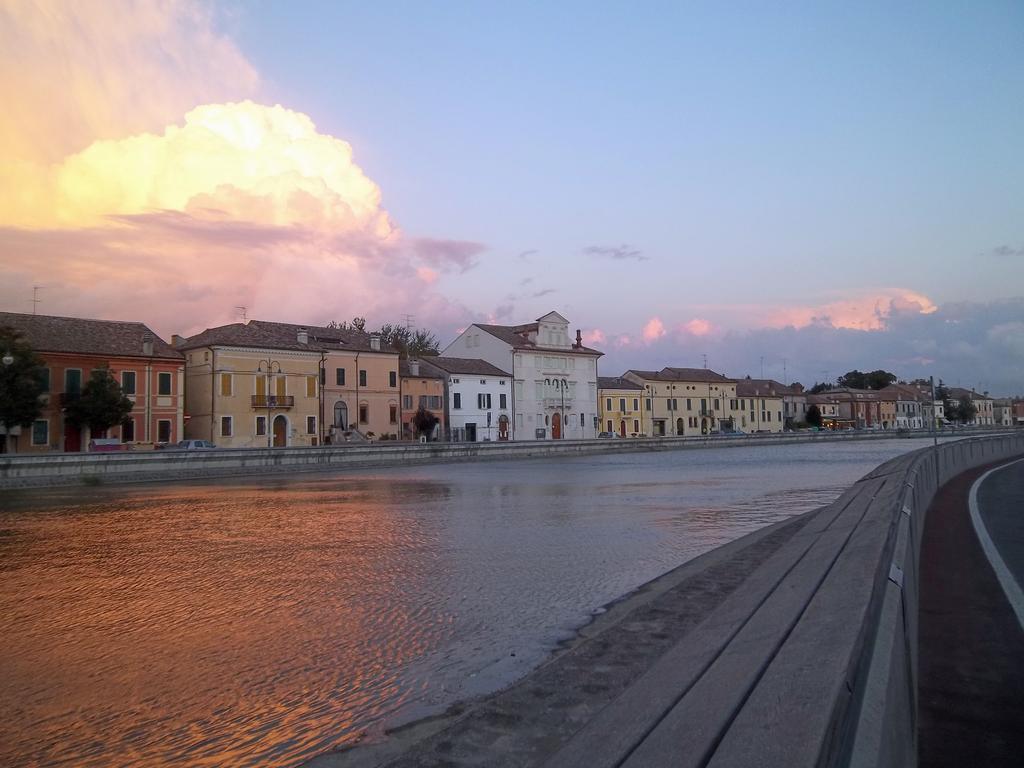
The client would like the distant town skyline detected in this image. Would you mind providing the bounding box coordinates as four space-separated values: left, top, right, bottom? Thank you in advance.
1 1 1022 394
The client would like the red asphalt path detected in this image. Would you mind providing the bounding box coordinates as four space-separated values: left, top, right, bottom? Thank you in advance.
918 458 1024 767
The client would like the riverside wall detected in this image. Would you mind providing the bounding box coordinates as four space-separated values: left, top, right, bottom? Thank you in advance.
842 432 1024 767
0 429 1009 489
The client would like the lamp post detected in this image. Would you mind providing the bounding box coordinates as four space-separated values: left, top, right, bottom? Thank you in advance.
257 359 282 448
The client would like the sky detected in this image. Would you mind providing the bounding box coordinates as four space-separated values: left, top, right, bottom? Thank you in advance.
1 0 1022 394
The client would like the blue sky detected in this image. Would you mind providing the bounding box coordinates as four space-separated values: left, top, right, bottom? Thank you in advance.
2 1 1022 392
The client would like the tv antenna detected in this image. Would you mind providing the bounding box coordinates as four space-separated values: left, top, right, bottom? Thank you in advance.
236 306 248 322
402 313 414 330
30 285 43 314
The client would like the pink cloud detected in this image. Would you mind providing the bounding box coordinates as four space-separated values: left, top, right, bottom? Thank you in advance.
416 266 439 284
681 318 713 336
760 289 937 331
583 328 606 345
642 317 666 342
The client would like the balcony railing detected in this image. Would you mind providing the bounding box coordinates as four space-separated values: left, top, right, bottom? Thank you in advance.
543 396 574 408
251 395 295 408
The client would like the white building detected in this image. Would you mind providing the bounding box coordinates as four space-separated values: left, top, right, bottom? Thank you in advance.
441 311 603 440
418 357 512 442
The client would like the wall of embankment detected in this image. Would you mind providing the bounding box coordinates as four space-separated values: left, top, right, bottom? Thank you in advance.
0 428 1014 490
835 433 1024 767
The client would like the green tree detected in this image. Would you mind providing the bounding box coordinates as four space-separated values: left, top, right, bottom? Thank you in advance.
64 366 134 435
0 326 47 449
327 317 367 332
806 404 823 428
808 382 833 394
376 323 440 358
412 404 438 438
956 395 977 425
837 369 897 390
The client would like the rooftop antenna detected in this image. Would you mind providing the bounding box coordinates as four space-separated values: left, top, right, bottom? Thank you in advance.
760 355 765 379
402 313 414 330
783 358 788 385
30 285 43 315
236 306 248 322
702 353 708 369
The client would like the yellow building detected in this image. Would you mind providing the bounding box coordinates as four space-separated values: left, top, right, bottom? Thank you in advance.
735 378 786 433
177 320 400 447
598 376 648 436
624 367 738 436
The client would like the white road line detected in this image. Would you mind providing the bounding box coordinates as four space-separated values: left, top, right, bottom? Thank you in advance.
969 457 1024 632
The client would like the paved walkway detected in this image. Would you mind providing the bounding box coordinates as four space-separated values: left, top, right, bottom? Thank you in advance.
918 458 1024 768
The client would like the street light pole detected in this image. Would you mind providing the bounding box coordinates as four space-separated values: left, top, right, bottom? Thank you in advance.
257 358 282 448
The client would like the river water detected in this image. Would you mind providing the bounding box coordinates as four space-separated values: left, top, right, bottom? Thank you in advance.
0 438 942 767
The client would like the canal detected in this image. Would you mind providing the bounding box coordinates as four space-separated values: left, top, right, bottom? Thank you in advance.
0 438 943 767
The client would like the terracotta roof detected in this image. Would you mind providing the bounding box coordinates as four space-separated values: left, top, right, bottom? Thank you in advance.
474 323 603 356
177 319 397 354
0 311 182 360
736 378 790 397
399 359 445 379
947 387 993 401
626 367 736 384
418 356 511 377
598 376 644 391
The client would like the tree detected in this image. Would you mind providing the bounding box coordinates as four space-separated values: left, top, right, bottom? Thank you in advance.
837 369 897 390
808 382 833 395
411 404 438 438
956 395 977 425
806 404 823 428
0 326 47 450
327 317 367 332
64 366 134 435
376 323 440 358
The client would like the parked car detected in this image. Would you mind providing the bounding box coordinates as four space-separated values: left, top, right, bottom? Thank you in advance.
175 440 217 450
597 432 621 439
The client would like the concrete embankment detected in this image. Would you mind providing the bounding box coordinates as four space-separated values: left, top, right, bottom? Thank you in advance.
307 432 1024 768
0 429 1007 489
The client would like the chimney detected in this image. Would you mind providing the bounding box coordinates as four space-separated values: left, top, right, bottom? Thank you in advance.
297 327 308 345
171 334 185 347
369 334 381 351
409 359 420 376
575 329 583 348
142 332 154 357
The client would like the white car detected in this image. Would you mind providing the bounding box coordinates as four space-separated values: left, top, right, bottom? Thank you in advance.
175 439 217 450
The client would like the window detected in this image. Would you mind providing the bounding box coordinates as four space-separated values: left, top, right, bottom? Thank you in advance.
320 368 326 385
606 397 612 410
619 398 626 412
359 370 367 387
480 379 486 385
453 393 461 409
31 420 48 445
701 398 707 412
453 378 460 384
39 368 50 393
646 398 651 410
336 368 346 386
580 413 585 427
220 417 232 437
633 398 639 411
633 419 639 432
359 404 368 423
121 418 134 442
390 371 397 387
389 404 398 423
65 368 82 395
220 372 232 397
714 398 720 410
606 419 613 432
478 393 492 409
256 416 267 436
403 394 413 409
157 420 172 443
686 398 692 410
306 416 317 434
158 372 172 395
306 376 317 398
499 393 507 409
121 371 136 395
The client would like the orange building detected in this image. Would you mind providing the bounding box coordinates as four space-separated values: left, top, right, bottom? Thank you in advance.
0 312 184 453
399 359 445 440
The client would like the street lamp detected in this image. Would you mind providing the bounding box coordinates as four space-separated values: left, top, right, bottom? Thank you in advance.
257 359 282 448
2 352 13 367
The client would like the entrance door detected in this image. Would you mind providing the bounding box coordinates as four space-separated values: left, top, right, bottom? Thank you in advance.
552 412 562 439
466 423 477 442
619 420 626 437
272 415 287 447
498 415 509 441
64 422 81 452
676 417 685 436
333 401 348 430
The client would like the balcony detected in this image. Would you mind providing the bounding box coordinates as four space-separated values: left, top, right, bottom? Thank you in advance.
543 396 574 408
251 395 295 409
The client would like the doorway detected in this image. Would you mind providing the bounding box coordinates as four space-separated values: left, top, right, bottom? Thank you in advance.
64 422 81 452
552 412 562 439
619 420 626 437
272 415 288 447
465 423 477 442
676 417 685 436
498 415 509 441
333 401 348 430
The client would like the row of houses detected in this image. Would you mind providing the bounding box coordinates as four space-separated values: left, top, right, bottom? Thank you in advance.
1 309 1019 453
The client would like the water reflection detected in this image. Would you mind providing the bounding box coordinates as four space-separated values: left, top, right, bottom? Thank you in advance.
0 438 942 767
